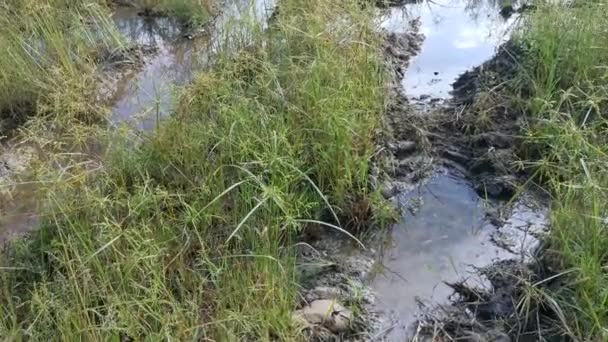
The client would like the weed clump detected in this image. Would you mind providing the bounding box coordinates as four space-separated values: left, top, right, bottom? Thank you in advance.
512 2 608 338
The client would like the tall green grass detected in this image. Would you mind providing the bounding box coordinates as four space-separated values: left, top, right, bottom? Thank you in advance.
509 0 608 338
0 0 388 339
0 0 124 133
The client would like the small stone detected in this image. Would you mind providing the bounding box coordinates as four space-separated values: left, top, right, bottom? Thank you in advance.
294 300 353 334
380 181 395 199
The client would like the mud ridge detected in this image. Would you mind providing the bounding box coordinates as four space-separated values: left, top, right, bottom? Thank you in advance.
435 43 528 200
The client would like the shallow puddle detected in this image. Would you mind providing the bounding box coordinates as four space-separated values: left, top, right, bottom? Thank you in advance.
109 7 206 130
108 0 276 130
381 0 519 99
370 170 547 340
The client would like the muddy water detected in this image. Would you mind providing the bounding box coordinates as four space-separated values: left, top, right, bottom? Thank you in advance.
381 0 519 99
109 8 205 130
371 170 548 339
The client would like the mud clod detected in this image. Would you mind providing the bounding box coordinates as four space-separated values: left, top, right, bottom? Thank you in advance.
383 24 423 80
442 148 470 166
388 140 417 157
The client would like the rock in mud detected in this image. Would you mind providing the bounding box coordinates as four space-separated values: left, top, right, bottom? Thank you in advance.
293 300 354 334
380 181 396 199
388 140 416 156
296 230 387 340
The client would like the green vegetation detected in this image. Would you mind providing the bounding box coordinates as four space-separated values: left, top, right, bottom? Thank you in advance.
0 0 388 340
0 0 123 134
507 0 608 339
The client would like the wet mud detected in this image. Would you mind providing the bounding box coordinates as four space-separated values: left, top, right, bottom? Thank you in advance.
0 143 38 244
371 171 548 340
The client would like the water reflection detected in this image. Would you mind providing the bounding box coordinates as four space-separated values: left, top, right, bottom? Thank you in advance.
370 169 547 340
371 171 511 340
381 0 519 98
107 0 276 130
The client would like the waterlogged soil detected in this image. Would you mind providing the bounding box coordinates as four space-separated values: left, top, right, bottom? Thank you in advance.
371 171 547 340
0 144 38 244
1 0 551 340
0 0 277 242
297 1 552 341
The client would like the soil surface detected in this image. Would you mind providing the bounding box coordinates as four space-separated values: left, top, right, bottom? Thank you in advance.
0 143 38 244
